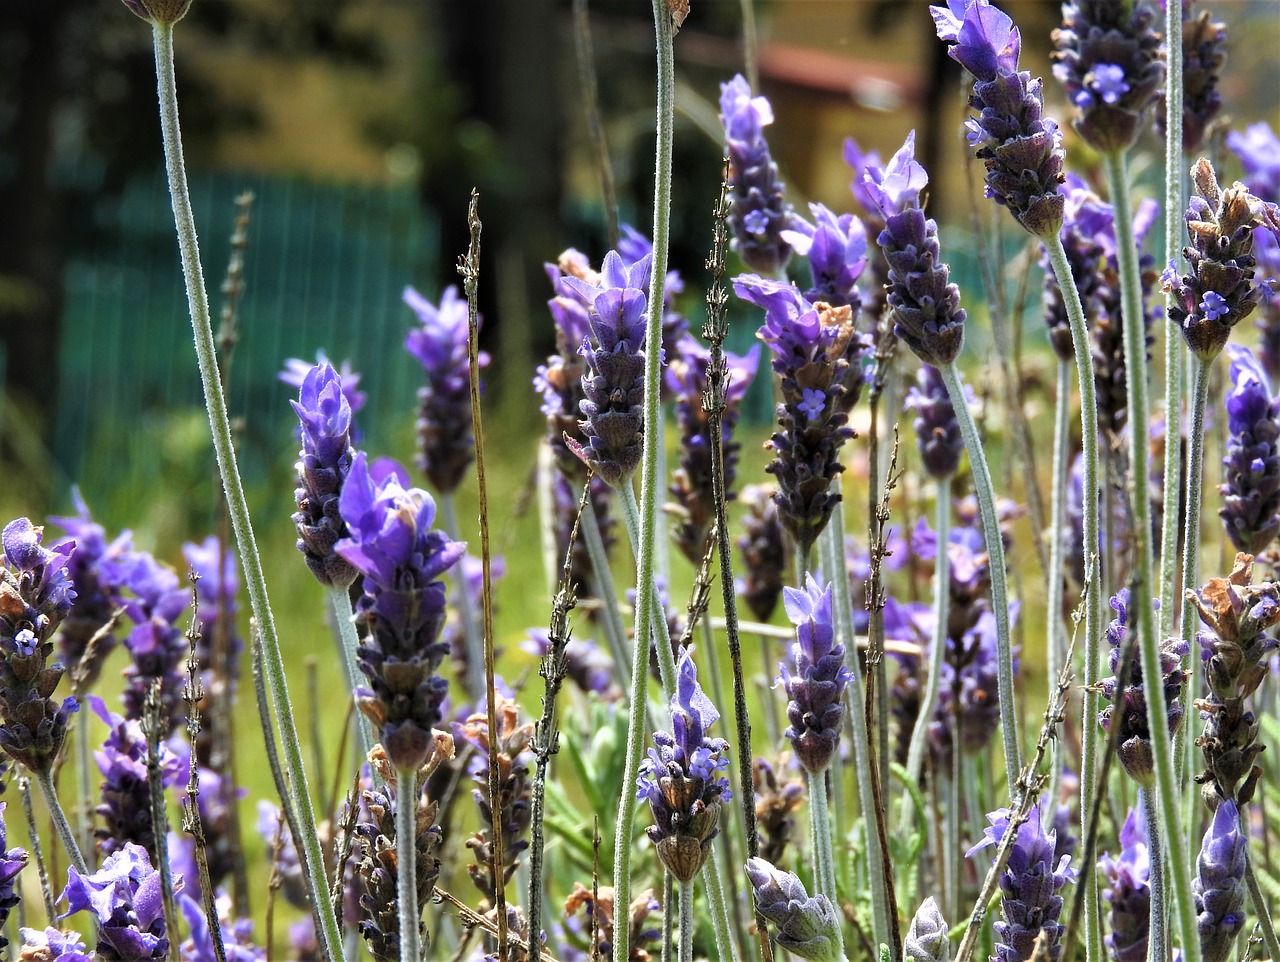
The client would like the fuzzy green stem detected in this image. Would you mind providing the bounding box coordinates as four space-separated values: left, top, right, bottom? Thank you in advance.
663 870 675 962
702 848 742 962
150 20 345 962
1245 850 1280 962
940 362 1020 793
581 497 633 683
1158 0 1186 644
619 483 678 694
898 482 950 832
34 768 87 875
1141 788 1169 962
397 767 421 962
438 493 487 706
806 770 845 957
822 499 890 950
1181 360 1210 854
1044 359 1071 818
1106 148 1203 962
1042 231 1104 962
328 585 374 762
679 879 695 962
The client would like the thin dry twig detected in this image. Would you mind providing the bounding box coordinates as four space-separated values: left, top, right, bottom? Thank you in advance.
435 886 569 962
19 777 51 923
144 679 180 962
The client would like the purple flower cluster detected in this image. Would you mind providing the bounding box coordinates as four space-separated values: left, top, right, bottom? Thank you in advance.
782 203 868 312
336 454 465 772
109 550 190 733
179 893 264 962
745 857 844 962
19 927 91 962
736 484 790 623
1193 801 1247 962
1219 345 1280 554
60 842 170 962
861 131 967 368
777 576 852 775
1051 0 1163 154
280 354 366 443
968 803 1076 962
290 360 359 588
404 285 486 494
0 519 80 773
1227 123 1280 375
720 74 793 275
1098 806 1150 962
636 647 730 882
0 804 26 952
932 0 1066 238
907 363 965 480
665 335 758 562
1158 3 1227 155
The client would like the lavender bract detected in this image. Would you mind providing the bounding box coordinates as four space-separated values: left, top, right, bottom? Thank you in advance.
720 74 793 275
968 802 1076 962
290 360 358 588
932 0 1066 237
404 285 486 494
745 857 843 962
60 842 170 962
861 131 967 367
778 576 852 775
1098 806 1151 962
1192 800 1247 962
335 453 465 772
0 519 80 773
636 646 730 882
1219 345 1280 554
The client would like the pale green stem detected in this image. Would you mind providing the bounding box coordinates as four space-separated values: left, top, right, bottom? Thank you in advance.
701 848 742 962
328 585 374 762
34 768 88 875
1158 0 1186 644
939 362 1021 793
946 732 961 920
1044 360 1071 822
1141 788 1168 962
613 9 674 958
580 497 634 684
438 493 487 705
1105 148 1203 962
1245 850 1280 962
822 499 890 950
897 482 950 833
149 22 343 962
806 770 845 958
679 879 695 962
619 483 678 694
397 768 421 962
663 871 675 962
76 716 94 859
1042 231 1104 962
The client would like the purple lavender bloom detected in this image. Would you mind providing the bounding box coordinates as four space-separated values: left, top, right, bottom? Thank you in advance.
617 224 689 368
1193 800 1247 962
720 74 793 275
862 131 967 367
19 928 92 962
745 857 843 962
636 646 730 882
932 0 1066 237
666 335 759 562
778 576 852 774
280 354 366 444
1096 588 1188 784
1098 806 1150 962
904 897 950 962
0 804 26 951
179 894 264 962
290 360 358 588
336 453 465 771
108 551 190 733
737 484 790 623
968 802 1076 962
49 491 133 685
907 363 965 479
1165 159 1280 360
404 285 487 494
0 519 80 773
60 842 170 962
182 535 242 691
1219 344 1280 553
1051 0 1163 154
1228 123 1280 375
929 606 1020 763
781 203 868 311
89 696 183 859
1158 4 1227 155
737 275 871 549
560 251 653 487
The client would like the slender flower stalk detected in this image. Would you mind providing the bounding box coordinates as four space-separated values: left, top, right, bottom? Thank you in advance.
395 768 419 962
138 17 344 961
678 880 694 962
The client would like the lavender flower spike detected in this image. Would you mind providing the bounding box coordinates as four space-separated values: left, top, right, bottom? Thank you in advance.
745 857 843 962
1192 800 1247 962
907 364 965 479
778 575 853 774
636 646 731 883
932 0 1066 237
968 802 1076 962
19 927 92 962
1219 345 1280 554
280 353 366 443
1157 4 1227 155
290 360 358 588
1098 806 1151 962
904 896 950 962
0 518 79 773
862 130 967 367
780 202 868 311
1164 158 1280 361
404 285 488 494
335 453 465 772
562 250 652 486
720 74 793 275
60 842 170 962
0 804 26 952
